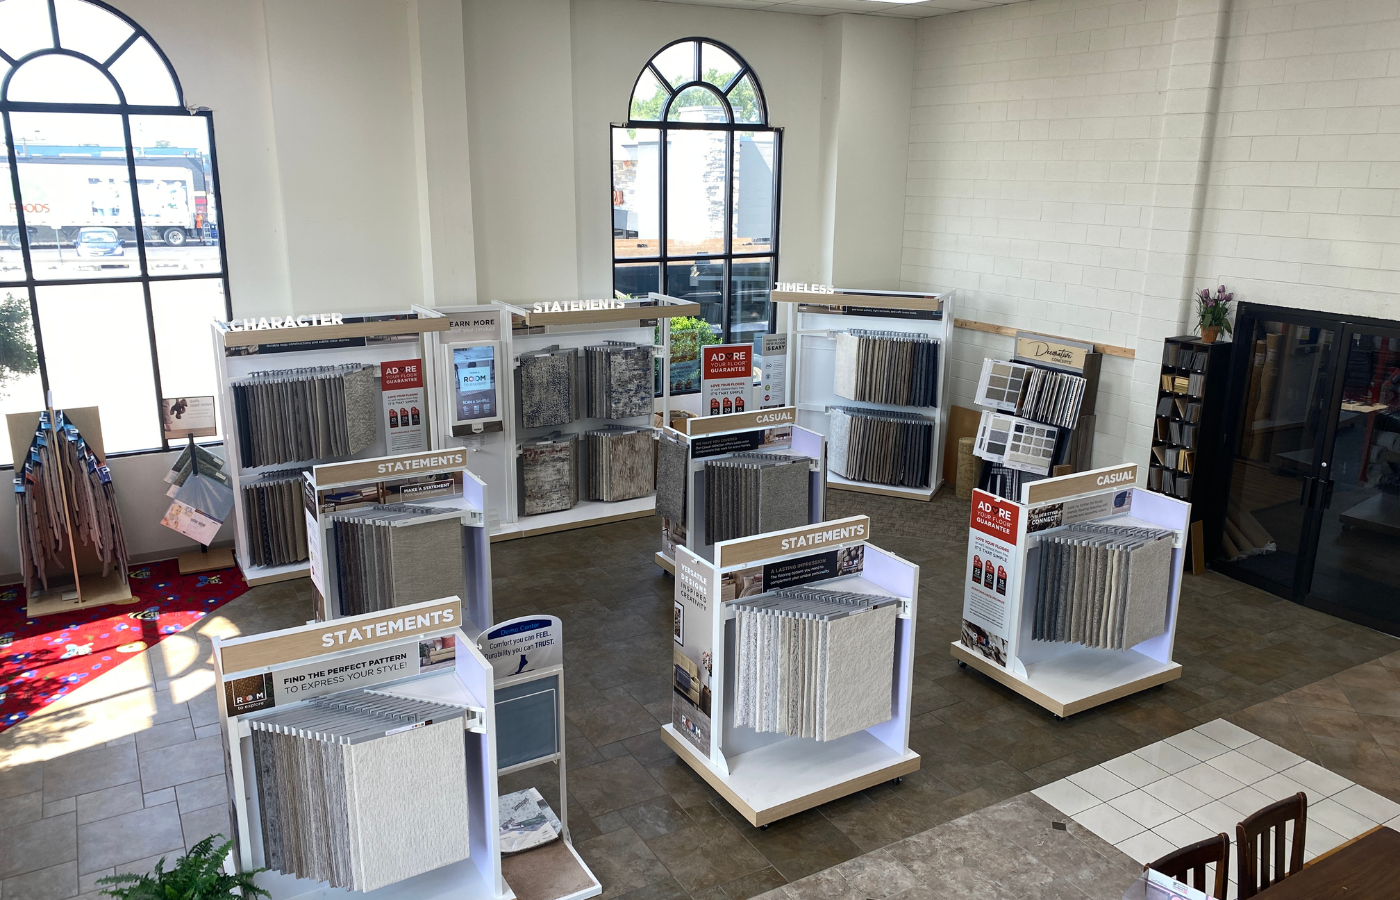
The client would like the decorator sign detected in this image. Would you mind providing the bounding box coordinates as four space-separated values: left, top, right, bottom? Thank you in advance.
380 359 427 453
701 344 752 416
962 490 1019 668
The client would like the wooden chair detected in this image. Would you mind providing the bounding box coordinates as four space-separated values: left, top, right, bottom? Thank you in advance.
1145 833 1230 899
1237 792 1308 898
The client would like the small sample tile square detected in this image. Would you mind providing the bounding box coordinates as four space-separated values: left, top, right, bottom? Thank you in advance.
521 433 579 515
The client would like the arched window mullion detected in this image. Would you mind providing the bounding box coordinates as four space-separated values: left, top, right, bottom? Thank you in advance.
103 31 140 68
0 48 129 106
47 0 61 50
0 48 14 67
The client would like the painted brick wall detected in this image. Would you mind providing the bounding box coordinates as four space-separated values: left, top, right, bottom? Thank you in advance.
904 0 1400 468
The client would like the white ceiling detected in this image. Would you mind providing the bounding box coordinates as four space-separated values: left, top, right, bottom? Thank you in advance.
639 0 1023 18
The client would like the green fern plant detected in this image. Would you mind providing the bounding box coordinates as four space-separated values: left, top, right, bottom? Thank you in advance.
97 835 269 900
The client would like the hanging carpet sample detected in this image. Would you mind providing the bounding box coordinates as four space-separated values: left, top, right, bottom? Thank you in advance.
585 427 655 501
1031 523 1175 650
248 688 471 892
518 347 581 429
232 364 377 467
521 433 579 515
241 468 309 567
833 330 939 407
330 504 464 617
703 453 812 545
15 410 130 596
585 342 654 419
827 406 933 489
732 586 898 742
655 430 688 523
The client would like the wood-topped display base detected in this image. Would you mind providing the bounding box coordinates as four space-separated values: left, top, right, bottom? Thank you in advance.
950 640 1181 718
654 552 675 575
26 569 135 617
178 546 237 575
660 724 920 827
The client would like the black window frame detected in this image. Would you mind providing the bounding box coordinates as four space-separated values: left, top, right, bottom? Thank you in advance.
611 37 782 393
0 0 233 466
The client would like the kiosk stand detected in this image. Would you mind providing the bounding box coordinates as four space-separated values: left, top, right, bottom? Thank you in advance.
952 464 1189 718
661 516 921 826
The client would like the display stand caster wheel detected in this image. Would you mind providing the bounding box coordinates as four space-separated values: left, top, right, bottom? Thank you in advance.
958 661 967 669
891 777 903 785
1052 714 1063 721
759 824 769 831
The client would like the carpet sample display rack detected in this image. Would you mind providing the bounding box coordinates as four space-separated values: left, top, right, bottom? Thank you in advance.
214 597 601 900
212 311 449 586
952 463 1190 718
970 331 1103 501
7 405 133 617
303 448 492 631
419 296 700 542
652 406 827 575
663 515 920 826
774 287 954 501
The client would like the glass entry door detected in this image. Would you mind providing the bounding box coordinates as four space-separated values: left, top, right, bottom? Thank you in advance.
1218 310 1338 596
1218 304 1400 633
1307 327 1400 625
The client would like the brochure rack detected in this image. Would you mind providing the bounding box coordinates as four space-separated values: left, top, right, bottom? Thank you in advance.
214 597 601 900
951 464 1190 718
652 406 827 575
6 405 133 616
421 296 700 542
774 287 955 500
211 311 449 586
661 516 921 826
303 449 492 631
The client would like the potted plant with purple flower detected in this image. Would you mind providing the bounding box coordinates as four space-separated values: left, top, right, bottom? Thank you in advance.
1196 285 1233 343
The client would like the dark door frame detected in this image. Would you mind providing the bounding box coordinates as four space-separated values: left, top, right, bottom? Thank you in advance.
1215 302 1400 634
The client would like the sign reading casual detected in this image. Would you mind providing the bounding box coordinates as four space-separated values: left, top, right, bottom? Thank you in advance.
701 344 752 417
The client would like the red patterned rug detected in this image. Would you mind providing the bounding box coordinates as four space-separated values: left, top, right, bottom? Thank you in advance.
0 559 248 732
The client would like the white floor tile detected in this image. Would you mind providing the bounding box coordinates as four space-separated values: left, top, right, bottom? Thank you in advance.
1076 802 1149 844
1234 739 1304 773
1153 814 1217 849
1304 820 1345 857
1166 730 1232 762
1194 720 1258 750
1310 797 1377 840
1220 786 1272 817
1116 829 1177 866
1208 750 1275 786
1033 779 1101 817
1134 741 1201 775
1110 789 1181 830
1179 761 1247 800
1252 771 1311 805
1143 775 1214 815
1333 784 1400 825
1282 761 1353 798
1188 799 1244 836
1103 752 1169 788
1068 765 1137 802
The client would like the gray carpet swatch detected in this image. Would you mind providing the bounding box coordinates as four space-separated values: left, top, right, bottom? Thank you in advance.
330 505 465 616
232 364 378 467
656 431 688 523
703 454 814 545
519 348 580 428
521 433 579 515
585 427 655 501
586 343 654 419
832 329 939 407
826 406 934 488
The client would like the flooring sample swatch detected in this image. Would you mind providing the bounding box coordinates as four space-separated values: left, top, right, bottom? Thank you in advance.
656 431 688 523
586 343 654 419
232 364 378 467
833 330 939 407
242 468 310 568
1031 523 1175 650
521 433 579 515
330 505 466 616
827 406 934 488
703 454 814 545
519 348 580 429
974 410 1058 476
732 586 899 741
585 427 655 502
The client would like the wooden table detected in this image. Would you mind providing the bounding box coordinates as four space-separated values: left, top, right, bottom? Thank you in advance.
1255 826 1400 898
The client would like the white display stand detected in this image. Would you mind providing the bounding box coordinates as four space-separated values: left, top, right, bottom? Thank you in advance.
661 516 920 826
303 449 492 632
951 464 1190 718
214 597 600 900
421 296 700 542
653 406 827 575
774 288 955 501
212 311 449 586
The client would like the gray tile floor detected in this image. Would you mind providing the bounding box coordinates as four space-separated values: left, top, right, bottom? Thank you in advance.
4 488 1399 900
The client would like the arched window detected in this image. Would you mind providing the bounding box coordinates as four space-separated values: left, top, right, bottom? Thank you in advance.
0 0 230 463
612 38 780 394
